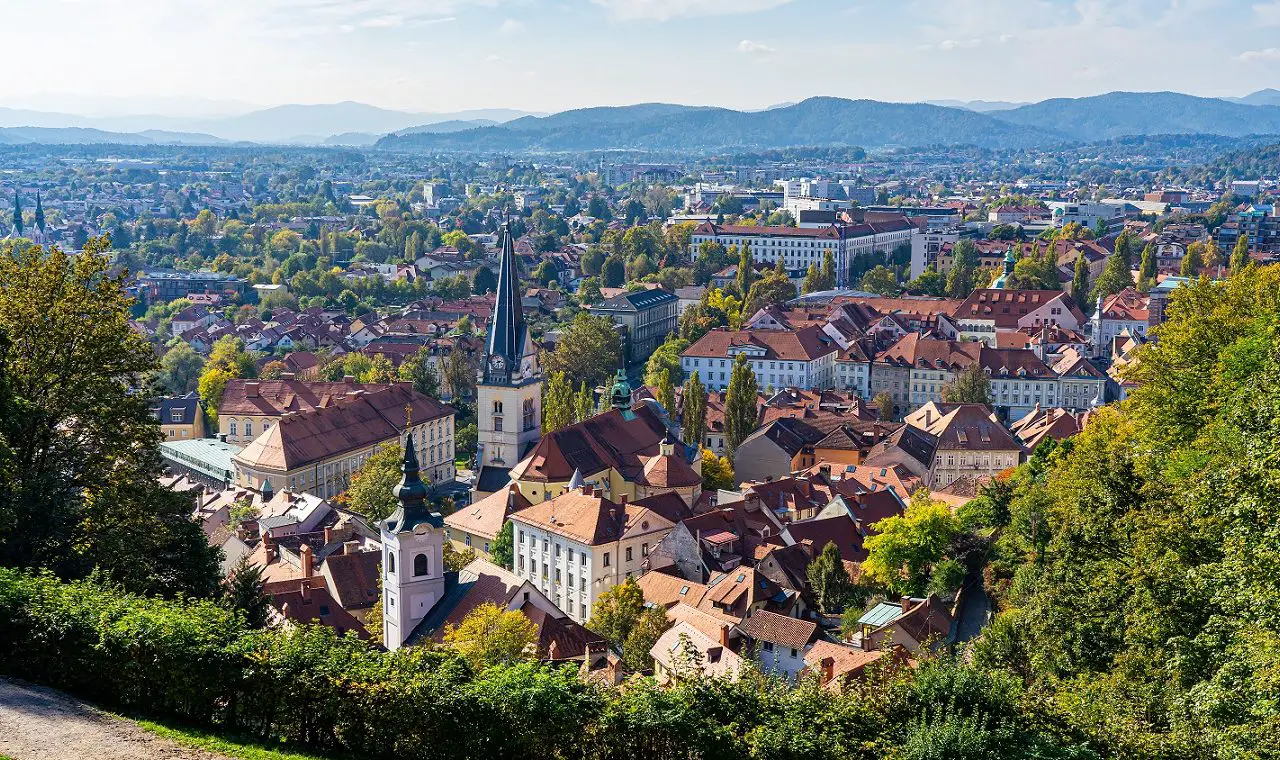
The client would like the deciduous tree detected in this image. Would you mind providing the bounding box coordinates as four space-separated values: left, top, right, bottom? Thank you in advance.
723 355 759 458
444 602 537 669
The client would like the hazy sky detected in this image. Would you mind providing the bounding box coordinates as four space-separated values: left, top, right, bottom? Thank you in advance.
4 0 1280 115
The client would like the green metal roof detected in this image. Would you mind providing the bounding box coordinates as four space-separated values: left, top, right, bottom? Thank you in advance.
160 438 242 481
857 601 907 629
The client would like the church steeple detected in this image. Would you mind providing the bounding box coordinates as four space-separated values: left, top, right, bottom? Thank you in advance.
483 223 527 386
11 192 22 237
34 192 45 234
384 436 442 534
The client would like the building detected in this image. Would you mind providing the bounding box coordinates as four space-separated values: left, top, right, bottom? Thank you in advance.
1050 202 1124 232
151 393 205 441
136 269 248 304
587 288 679 367
160 437 241 490
219 377 416 446
851 595 954 654
1090 288 1150 358
739 609 820 682
1217 205 1280 255
231 384 455 498
904 403 1022 488
443 483 531 558
474 226 545 497
681 326 840 392
689 220 914 287
509 483 676 623
950 289 1086 345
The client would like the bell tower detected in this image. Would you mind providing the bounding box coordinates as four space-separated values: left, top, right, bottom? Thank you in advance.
475 224 543 483
380 437 445 650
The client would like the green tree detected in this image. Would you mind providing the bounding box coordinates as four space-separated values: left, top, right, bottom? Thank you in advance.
723 355 759 458
398 348 441 398
444 602 537 669
873 390 895 421
941 364 992 405
807 543 854 614
621 606 672 672
339 444 405 521
743 269 797 316
1090 248 1135 305
156 342 205 395
820 250 836 290
472 265 497 295
442 347 477 401
542 312 622 389
491 520 514 570
1180 242 1203 277
197 366 234 428
542 371 575 434
907 266 946 296
1071 252 1092 307
860 265 900 296
701 449 735 491
735 242 755 298
0 238 219 597
680 372 706 448
601 254 625 288
863 492 964 597
1230 233 1251 274
945 239 979 298
577 276 603 304
587 576 645 648
207 335 257 378
221 555 270 629
1136 244 1157 293
644 334 687 387
653 369 676 418
574 381 595 422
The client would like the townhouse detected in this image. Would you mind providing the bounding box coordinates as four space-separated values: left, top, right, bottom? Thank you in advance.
681 325 840 392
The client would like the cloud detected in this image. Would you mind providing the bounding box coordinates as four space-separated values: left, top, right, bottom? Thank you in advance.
498 17 525 35
937 38 983 50
1236 47 1280 61
738 39 777 56
1254 1 1280 26
591 0 795 21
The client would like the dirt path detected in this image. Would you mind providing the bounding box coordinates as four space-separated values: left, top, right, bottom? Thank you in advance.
0 678 233 760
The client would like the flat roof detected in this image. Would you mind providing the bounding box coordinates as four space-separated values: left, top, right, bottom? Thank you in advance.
160 438 242 480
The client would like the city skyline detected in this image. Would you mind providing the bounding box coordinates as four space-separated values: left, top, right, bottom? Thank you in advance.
5 0 1280 117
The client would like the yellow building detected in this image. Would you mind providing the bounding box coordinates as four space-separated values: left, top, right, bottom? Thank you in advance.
152 394 206 441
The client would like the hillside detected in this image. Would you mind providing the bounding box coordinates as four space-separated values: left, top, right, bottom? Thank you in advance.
993 91 1280 140
376 97 1058 152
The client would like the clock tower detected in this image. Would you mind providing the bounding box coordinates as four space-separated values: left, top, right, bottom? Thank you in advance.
474 225 543 492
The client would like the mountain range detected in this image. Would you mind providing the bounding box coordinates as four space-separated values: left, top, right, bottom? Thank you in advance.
2 90 1280 150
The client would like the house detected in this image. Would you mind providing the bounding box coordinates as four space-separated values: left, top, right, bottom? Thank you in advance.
732 416 897 485
1009 406 1093 451
904 402 1022 489
739 609 820 681
646 500 786 583
170 304 217 335
151 392 205 441
651 616 745 684
682 325 840 392
852 595 954 654
444 483 532 558
587 288 679 367
800 640 892 691
509 484 676 623
1090 288 1150 358
950 289 1085 346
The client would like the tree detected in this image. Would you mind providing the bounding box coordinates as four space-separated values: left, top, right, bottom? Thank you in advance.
156 342 205 395
907 267 946 296
680 373 707 448
945 239 979 298
1136 244 1156 293
472 265 497 295
1071 252 1092 307
207 335 256 378
398 348 441 398
651 369 676 418
577 276 603 304
442 347 477 401
602 254 626 288
1231 234 1251 275
621 606 672 673
807 543 854 614
644 334 687 387
542 371 575 434
873 391 895 421
0 238 219 597
443 542 476 572
941 364 991 405
455 422 478 463
735 243 755 298
862 492 964 597
542 312 622 389
1180 243 1203 277
444 602 537 669
860 265 900 296
723 355 759 459
574 381 595 422
198 366 234 428
701 450 735 491
339 444 405 521
820 250 836 290
491 521 514 570
743 269 797 316
1092 217 1108 240
1091 248 1135 305
588 576 647 647
222 555 270 629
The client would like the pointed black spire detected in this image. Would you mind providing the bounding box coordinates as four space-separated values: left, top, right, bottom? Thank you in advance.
483 222 527 385
385 436 441 533
11 192 22 237
34 192 45 233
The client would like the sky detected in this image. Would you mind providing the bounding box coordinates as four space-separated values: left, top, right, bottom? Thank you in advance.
3 0 1280 116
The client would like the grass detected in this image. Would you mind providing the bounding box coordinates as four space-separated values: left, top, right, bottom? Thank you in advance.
127 716 339 760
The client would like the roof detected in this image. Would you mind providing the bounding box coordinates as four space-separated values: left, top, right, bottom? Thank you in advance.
683 325 838 362
783 515 867 562
268 580 369 639
444 484 531 541
1098 287 1150 321
802 640 887 688
321 549 381 611
638 447 702 488
739 609 818 649
510 402 687 485
485 224 528 373
511 487 674 546
160 437 242 481
951 289 1085 329
909 404 1020 452
152 394 201 427
651 620 744 679
590 287 678 312
220 378 399 417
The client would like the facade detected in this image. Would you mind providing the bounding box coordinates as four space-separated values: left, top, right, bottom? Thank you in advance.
1090 288 1150 358
474 226 544 496
681 326 840 392
1217 205 1280 255
587 288 679 367
136 269 248 304
380 439 448 650
510 484 675 623
904 403 1022 488
443 483 531 559
950 289 1086 345
690 220 914 287
152 393 205 441
220 378 412 446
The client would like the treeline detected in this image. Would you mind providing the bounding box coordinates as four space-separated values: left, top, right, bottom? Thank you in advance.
0 568 1098 760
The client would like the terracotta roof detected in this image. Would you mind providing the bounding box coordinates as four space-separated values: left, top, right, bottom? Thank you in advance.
683 325 838 362
739 609 818 649
510 403 688 484
910 404 1020 452
638 449 702 488
268 579 369 639
802 640 887 689
651 620 744 679
321 549 381 611
444 484 531 541
951 289 1085 329
783 515 867 561
511 487 674 547
221 378 394 417
1099 287 1150 321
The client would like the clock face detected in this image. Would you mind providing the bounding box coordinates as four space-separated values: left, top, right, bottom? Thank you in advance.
490 356 506 371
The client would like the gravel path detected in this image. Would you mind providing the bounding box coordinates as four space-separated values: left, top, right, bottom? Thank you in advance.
0 678 233 760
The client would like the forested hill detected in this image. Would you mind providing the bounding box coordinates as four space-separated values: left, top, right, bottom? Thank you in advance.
375 97 1059 152
993 91 1280 140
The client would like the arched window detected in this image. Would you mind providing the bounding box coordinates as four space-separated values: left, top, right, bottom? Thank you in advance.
414 553 430 577
387 552 396 574
493 400 504 414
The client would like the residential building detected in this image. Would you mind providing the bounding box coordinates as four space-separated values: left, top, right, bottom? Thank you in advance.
852 595 954 654
1090 288 1150 357
151 393 205 441
681 326 840 392
443 483 532 558
739 609 820 682
950 289 1086 345
1010 407 1094 451
136 269 248 304
904 403 1022 489
509 484 676 623
587 288 679 367
689 220 914 287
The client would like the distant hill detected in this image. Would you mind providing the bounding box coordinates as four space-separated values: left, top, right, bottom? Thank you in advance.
137 129 231 146
927 99 1029 112
376 97 1058 152
322 132 381 147
992 91 1280 140
1230 89 1280 107
395 119 499 136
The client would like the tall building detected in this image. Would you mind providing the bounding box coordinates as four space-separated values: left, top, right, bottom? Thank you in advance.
474 225 543 495
380 437 446 650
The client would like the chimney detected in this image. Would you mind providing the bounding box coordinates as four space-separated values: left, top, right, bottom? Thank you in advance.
548 638 560 660
344 540 361 555
343 374 356 384
820 656 834 685
280 372 296 380
619 494 628 506
245 381 260 398
299 579 311 603
301 543 314 579
799 538 815 559
900 596 912 613
583 484 594 497
860 633 874 652
262 532 277 561
323 526 334 545
719 624 730 648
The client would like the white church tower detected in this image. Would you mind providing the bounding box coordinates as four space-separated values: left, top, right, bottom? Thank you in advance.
380 436 446 650
474 224 543 492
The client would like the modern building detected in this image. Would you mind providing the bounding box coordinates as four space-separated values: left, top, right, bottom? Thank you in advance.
160 437 241 490
136 269 249 304
587 288 679 367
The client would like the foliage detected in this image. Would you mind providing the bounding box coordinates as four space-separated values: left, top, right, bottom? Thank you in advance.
644 334 688 387
653 369 676 419
0 239 219 598
542 312 622 389
442 543 476 573
1136 244 1157 293
723 355 759 458
859 265 900 296
908 267 946 297
1091 245 1135 305
490 521 514 570
1230 233 1250 275
946 239 980 298
222 556 271 629
574 381 596 423
806 543 854 614
1008 246 1062 291
621 606 672 673
681 372 707 448
701 450 735 491
338 444 404 522
587 576 646 650
941 364 992 405
398 348 440 398
156 342 206 395
542 371 575 434
862 491 964 597
444 602 537 669
743 269 797 316
198 366 235 428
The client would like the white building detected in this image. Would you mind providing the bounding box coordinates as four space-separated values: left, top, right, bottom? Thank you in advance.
681 325 840 392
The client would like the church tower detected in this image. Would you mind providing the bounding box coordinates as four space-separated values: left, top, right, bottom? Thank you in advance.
380 437 446 651
475 224 543 485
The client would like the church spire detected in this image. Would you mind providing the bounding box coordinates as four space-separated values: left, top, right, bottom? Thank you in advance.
11 192 22 237
34 192 45 234
384 436 441 533
483 222 527 385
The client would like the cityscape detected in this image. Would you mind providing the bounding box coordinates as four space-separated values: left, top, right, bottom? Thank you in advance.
2 2 1280 759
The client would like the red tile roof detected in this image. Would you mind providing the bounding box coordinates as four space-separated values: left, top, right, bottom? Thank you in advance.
683 325 838 362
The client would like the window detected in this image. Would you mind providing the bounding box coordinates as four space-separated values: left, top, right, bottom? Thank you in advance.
580 603 587 619
763 641 774 652
170 409 184 423
229 421 238 436
580 576 586 591
625 547 633 562
413 554 430 577
464 534 471 547
555 569 561 583
493 401 504 414
244 421 252 437
387 553 396 574
518 556 525 571
790 648 798 658
494 417 503 432
555 543 561 557
603 552 611 567
581 552 587 565
642 542 649 557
